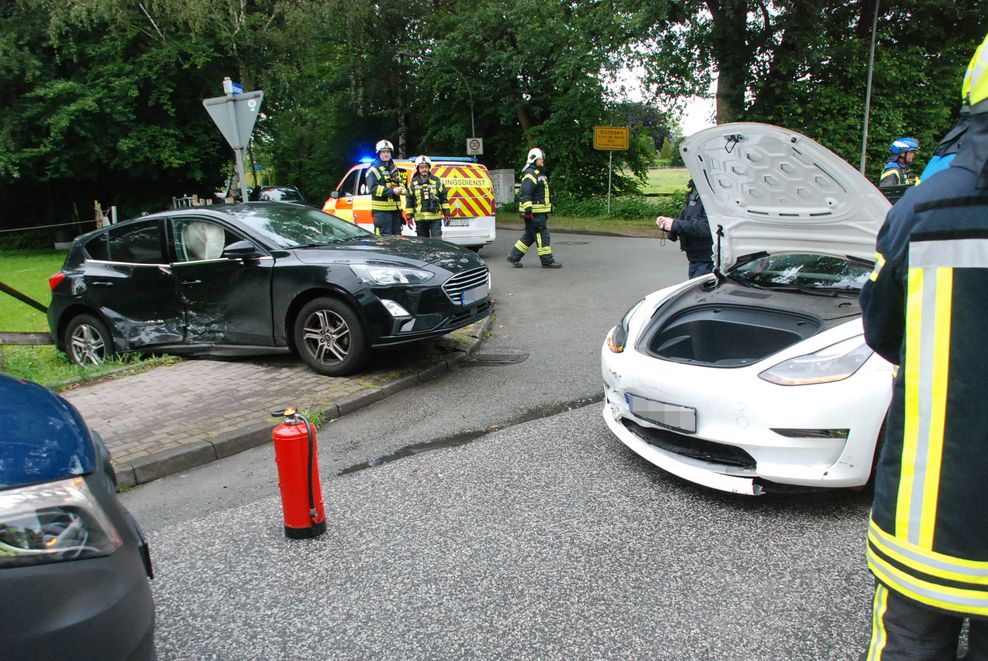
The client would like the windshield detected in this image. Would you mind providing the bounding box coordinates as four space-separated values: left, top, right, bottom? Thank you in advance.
731 253 872 291
228 204 371 248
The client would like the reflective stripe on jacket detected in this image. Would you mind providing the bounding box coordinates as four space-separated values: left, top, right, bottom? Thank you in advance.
404 174 450 221
880 160 918 188
519 165 552 214
860 164 988 617
367 159 403 211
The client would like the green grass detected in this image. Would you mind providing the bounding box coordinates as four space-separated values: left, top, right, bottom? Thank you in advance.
1 344 177 390
642 167 690 195
0 249 67 332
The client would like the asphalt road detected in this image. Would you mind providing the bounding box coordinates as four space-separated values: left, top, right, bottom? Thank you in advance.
123 230 877 659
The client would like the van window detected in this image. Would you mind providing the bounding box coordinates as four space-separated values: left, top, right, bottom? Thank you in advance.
339 169 361 197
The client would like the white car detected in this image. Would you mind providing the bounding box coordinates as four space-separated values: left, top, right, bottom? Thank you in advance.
601 123 894 495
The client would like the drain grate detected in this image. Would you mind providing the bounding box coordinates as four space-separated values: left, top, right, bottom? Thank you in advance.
460 349 530 366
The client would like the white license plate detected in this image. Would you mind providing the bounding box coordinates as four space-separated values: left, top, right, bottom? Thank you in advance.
448 218 469 227
626 394 696 434
461 285 488 306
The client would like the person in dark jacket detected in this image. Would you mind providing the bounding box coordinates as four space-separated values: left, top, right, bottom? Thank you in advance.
656 179 714 278
366 139 406 236
859 33 988 660
879 137 920 188
505 147 561 268
404 155 450 238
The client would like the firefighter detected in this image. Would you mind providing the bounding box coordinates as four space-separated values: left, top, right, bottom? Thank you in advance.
404 155 450 238
920 38 984 182
655 179 714 278
860 33 988 659
505 147 561 268
367 139 406 236
879 137 920 188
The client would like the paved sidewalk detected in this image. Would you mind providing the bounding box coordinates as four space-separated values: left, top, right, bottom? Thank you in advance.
61 319 491 488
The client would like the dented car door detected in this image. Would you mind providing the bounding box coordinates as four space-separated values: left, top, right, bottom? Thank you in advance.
169 216 275 346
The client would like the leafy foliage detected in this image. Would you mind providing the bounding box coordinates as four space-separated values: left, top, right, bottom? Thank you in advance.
0 0 982 235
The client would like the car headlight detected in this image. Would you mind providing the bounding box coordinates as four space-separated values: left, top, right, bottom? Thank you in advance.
0 477 121 568
607 299 645 353
758 336 874 386
349 264 434 286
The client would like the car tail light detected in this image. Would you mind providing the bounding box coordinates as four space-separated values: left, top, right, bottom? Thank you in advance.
48 272 65 290
0 477 122 568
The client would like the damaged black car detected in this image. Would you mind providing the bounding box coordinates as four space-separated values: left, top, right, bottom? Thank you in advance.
47 202 492 376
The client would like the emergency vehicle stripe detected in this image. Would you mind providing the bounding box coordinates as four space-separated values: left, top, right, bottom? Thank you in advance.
869 519 988 582
896 268 923 539
866 584 889 661
868 551 988 616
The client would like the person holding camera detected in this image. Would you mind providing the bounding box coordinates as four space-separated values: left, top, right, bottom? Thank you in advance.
367 139 406 236
655 179 713 278
404 155 450 238
505 147 561 268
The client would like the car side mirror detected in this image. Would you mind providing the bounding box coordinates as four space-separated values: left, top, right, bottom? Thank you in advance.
330 191 340 199
222 240 263 260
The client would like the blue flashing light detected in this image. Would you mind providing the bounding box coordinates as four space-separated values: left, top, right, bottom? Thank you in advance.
359 156 374 164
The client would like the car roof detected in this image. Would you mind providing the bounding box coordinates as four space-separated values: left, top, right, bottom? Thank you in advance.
0 375 96 489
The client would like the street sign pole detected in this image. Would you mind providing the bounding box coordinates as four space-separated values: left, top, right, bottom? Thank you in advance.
226 98 248 202
203 86 264 202
593 126 629 216
607 152 613 215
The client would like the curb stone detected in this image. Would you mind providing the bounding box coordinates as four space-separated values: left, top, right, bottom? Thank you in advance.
112 315 493 489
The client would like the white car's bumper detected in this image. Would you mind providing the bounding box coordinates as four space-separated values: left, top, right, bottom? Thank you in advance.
600 338 892 495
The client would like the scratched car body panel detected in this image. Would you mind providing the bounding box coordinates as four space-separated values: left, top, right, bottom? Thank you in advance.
601 123 894 494
47 202 492 376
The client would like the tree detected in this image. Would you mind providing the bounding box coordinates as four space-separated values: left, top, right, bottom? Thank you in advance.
630 0 986 180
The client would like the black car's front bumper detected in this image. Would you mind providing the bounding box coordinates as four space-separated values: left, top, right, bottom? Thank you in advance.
0 543 156 659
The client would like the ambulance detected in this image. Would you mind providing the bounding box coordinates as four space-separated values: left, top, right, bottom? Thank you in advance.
323 156 496 250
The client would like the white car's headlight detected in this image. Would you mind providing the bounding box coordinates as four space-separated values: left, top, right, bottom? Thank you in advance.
350 264 434 286
0 477 122 568
758 336 874 386
607 299 645 353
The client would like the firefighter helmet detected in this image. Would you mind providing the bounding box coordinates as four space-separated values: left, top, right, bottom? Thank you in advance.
375 139 394 153
526 147 545 164
414 155 432 168
890 137 919 155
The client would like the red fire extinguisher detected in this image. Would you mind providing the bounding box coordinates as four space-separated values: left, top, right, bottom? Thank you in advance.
271 406 326 539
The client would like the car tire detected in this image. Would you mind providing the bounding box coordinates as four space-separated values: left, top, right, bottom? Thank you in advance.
64 314 115 366
294 297 368 376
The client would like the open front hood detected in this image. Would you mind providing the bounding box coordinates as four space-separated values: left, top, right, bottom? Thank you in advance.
680 123 891 271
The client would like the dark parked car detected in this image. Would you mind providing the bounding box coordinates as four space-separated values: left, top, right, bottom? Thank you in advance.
254 185 307 204
47 202 493 375
0 374 155 658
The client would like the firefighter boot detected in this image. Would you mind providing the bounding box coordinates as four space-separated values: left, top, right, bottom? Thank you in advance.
506 248 524 268
542 261 562 268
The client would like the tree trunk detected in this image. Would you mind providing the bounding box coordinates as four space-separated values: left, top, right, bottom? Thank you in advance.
707 0 750 124
516 103 533 144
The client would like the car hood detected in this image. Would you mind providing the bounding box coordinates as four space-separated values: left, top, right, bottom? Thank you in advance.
294 236 485 272
0 375 96 490
680 123 891 271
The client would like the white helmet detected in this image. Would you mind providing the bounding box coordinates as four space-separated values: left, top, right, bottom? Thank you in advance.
414 155 432 167
375 139 394 153
526 147 545 164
